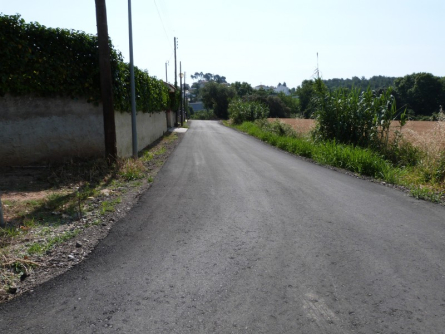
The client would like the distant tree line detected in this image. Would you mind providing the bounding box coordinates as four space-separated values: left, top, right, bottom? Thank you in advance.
194 80 295 120
297 73 445 119
190 72 227 83
190 72 445 121
323 76 397 91
189 71 299 120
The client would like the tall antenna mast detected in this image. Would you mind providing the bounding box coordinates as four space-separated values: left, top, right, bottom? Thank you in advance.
316 52 319 79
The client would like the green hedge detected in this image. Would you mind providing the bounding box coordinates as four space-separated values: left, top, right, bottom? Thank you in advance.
0 14 173 112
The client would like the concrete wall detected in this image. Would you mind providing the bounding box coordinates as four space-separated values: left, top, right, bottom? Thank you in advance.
0 95 168 166
115 110 167 158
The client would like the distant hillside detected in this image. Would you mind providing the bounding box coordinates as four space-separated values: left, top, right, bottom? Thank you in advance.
323 76 397 91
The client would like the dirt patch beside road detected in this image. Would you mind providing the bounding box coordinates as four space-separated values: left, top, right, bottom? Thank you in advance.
0 131 184 304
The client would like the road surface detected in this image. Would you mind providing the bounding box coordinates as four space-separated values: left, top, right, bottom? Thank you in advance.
1 120 445 333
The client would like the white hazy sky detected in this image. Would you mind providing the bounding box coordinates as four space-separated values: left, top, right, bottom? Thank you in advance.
2 0 444 88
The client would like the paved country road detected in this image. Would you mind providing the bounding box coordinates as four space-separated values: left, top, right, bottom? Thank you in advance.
1 120 445 333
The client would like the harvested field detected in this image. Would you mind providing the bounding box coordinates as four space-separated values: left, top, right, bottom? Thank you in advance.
268 118 315 134
272 118 437 136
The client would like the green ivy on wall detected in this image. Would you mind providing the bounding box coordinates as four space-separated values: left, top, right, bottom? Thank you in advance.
0 14 176 113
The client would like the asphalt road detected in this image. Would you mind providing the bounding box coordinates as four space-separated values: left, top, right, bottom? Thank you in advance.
1 120 445 334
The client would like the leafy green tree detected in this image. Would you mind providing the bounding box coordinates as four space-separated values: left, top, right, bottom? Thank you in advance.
191 72 227 83
200 81 236 119
243 94 290 118
395 73 445 116
296 80 316 118
277 92 299 115
232 81 253 97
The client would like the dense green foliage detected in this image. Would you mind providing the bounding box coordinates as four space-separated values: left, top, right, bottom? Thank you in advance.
228 99 269 124
200 81 236 119
243 94 291 118
295 80 315 118
113 62 170 112
190 110 217 120
276 92 299 116
0 14 172 112
311 78 406 151
231 81 254 97
394 73 445 117
297 74 445 119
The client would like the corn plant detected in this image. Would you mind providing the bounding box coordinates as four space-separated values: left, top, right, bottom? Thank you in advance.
312 78 406 151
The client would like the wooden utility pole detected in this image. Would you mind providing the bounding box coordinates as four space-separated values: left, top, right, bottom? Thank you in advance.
174 37 178 125
184 71 187 121
180 61 183 127
95 0 117 164
128 0 138 159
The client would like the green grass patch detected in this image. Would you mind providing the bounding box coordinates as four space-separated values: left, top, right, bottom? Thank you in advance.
100 197 122 215
27 229 80 255
118 159 146 181
154 147 167 156
410 187 443 203
232 121 445 202
141 151 155 162
234 121 401 184
0 226 21 239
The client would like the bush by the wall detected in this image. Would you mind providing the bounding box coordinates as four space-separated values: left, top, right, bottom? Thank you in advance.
0 14 173 113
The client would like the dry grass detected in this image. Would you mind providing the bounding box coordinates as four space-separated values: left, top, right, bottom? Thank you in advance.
268 118 315 135
274 118 438 137
400 118 445 153
401 114 445 185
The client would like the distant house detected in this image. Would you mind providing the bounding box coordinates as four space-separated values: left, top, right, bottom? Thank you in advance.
254 84 291 95
189 101 204 112
274 84 290 96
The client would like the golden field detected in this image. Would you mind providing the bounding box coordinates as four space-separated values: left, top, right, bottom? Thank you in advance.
270 118 438 136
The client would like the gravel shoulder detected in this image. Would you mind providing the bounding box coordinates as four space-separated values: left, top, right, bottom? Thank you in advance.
0 131 184 303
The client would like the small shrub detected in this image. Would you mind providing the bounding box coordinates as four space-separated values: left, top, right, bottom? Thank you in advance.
229 99 269 124
190 110 217 120
254 119 299 138
118 159 146 181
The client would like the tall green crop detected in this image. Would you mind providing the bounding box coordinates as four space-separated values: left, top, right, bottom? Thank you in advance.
312 78 406 151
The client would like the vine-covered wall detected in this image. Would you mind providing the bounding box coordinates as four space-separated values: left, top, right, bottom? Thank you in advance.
0 14 175 113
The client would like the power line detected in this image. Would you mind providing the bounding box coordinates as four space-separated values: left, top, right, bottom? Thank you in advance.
154 0 170 44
